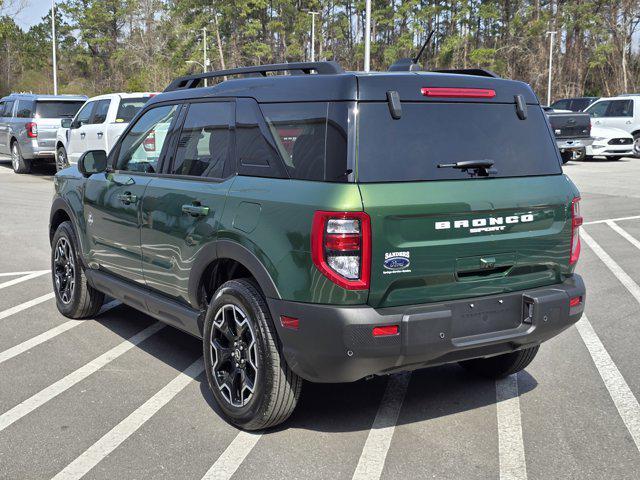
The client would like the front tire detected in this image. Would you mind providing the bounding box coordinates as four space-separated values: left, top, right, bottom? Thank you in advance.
203 279 301 430
56 146 69 171
458 346 540 379
51 221 105 318
11 141 31 174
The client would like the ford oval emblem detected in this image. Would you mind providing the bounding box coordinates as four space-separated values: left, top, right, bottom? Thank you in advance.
383 256 410 270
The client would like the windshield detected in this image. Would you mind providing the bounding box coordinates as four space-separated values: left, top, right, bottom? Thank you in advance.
116 97 151 123
35 101 85 118
357 102 561 182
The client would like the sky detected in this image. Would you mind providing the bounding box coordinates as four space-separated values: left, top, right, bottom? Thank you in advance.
14 0 51 30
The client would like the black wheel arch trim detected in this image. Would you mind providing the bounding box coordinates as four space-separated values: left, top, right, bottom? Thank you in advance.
188 239 281 308
49 197 88 269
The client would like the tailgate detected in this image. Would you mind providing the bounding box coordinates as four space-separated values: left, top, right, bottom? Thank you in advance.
35 118 62 150
360 176 575 308
547 113 591 139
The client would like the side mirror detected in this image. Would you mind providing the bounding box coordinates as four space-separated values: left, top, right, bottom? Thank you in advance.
78 150 108 177
61 118 72 129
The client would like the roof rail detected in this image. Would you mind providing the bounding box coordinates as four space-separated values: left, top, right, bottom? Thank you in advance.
164 61 345 92
431 68 500 78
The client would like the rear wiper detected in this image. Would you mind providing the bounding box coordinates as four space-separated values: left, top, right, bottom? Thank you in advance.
437 160 497 177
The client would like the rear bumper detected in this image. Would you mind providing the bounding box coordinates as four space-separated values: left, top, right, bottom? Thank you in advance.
556 138 593 150
268 275 585 383
20 140 55 160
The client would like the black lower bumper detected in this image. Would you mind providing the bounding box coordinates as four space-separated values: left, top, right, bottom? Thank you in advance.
268 275 585 383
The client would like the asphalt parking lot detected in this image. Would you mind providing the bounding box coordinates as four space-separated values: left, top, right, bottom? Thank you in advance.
0 158 639 480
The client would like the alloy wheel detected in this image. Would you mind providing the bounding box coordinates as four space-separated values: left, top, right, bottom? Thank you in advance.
11 144 19 171
53 237 76 304
57 149 68 171
210 304 258 408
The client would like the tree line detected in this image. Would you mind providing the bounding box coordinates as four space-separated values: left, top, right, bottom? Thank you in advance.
0 0 638 103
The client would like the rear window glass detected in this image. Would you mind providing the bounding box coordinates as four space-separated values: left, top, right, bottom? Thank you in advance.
261 102 349 182
35 101 84 118
357 102 561 182
116 97 150 123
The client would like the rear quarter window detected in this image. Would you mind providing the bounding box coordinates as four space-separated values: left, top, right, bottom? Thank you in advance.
35 101 85 119
357 102 562 182
116 97 150 123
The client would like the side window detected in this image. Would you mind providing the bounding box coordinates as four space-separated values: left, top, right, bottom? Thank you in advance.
115 104 179 173
606 100 633 117
3 101 15 117
586 101 609 118
261 102 349 181
235 98 286 178
91 99 111 124
171 102 232 178
75 102 94 126
16 100 34 118
0 102 5 117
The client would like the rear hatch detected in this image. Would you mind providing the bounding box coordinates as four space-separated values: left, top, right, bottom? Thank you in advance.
546 112 591 139
34 100 85 149
356 77 578 308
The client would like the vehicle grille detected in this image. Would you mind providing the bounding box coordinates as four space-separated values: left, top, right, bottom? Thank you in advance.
608 138 632 145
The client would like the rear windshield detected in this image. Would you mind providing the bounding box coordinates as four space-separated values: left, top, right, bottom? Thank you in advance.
357 102 561 182
116 97 150 123
35 101 85 119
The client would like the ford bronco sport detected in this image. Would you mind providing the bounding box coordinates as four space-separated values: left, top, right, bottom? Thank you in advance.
49 61 586 430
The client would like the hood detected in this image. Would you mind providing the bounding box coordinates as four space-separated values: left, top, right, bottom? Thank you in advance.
590 126 633 139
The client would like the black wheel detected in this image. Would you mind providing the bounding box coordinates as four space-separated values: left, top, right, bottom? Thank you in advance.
11 141 31 174
458 346 539 379
51 221 104 318
633 133 640 157
56 146 69 171
560 151 572 164
203 279 301 430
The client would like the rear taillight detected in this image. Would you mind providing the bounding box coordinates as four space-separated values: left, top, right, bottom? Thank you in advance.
26 122 38 138
143 131 156 151
421 87 496 98
569 197 583 265
311 211 371 290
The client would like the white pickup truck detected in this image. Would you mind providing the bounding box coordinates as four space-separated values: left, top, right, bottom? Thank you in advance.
55 92 157 170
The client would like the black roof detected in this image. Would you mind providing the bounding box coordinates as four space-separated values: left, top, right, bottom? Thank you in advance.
150 61 539 107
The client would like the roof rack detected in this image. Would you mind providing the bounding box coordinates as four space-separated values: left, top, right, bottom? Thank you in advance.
431 68 500 78
164 61 345 92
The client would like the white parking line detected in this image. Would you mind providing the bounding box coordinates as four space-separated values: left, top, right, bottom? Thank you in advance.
52 357 203 480
352 373 411 480
0 300 120 365
576 316 640 451
201 431 263 480
496 374 527 480
0 322 163 433
581 229 640 304
0 293 55 321
606 220 640 251
584 215 640 225
0 270 49 277
0 270 50 290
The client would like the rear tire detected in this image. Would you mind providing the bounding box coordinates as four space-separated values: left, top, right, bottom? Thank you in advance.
458 346 540 379
11 141 31 174
203 279 301 430
560 151 572 164
56 146 69 171
51 221 105 318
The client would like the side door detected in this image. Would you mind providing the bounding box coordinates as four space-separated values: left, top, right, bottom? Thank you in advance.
601 99 635 133
1 100 15 155
84 99 111 152
83 103 181 285
67 101 95 164
141 100 234 305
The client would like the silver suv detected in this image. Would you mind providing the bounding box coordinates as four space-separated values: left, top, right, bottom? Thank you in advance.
0 93 87 173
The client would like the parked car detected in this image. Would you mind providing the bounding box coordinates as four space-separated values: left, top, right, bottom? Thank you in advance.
583 96 640 154
585 126 635 160
543 107 593 163
0 93 87 173
49 61 585 430
550 97 599 112
55 92 157 171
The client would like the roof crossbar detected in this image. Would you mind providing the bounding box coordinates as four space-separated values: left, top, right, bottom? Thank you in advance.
164 61 345 92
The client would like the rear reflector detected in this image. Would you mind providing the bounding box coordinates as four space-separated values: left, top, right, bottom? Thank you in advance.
280 316 299 330
569 296 582 307
421 87 496 98
569 197 583 265
372 325 399 337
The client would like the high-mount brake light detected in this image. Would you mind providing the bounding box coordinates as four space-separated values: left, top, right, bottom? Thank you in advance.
26 122 38 138
569 197 583 265
421 87 496 98
311 211 371 290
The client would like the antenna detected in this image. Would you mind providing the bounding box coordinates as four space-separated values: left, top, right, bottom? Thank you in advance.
388 30 435 72
412 30 435 67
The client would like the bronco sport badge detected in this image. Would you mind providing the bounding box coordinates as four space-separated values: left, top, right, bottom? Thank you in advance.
435 214 534 234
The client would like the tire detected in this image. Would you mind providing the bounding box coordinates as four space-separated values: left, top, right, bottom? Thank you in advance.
56 146 69 172
51 221 105 319
458 346 540 379
633 132 640 158
203 279 302 430
11 141 31 174
560 151 572 164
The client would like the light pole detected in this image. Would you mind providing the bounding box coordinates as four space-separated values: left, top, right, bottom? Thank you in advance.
202 27 209 87
51 0 58 95
546 31 557 106
364 0 371 71
308 11 320 62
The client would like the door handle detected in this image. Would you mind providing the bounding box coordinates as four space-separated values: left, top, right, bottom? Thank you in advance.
182 204 210 217
97 132 103 138
80 132 86 139
117 192 138 205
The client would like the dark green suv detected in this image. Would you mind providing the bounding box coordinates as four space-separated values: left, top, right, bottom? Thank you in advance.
49 61 585 430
